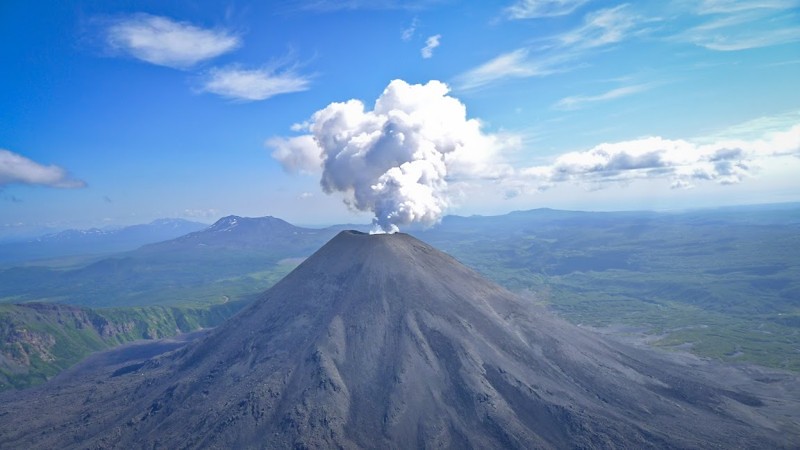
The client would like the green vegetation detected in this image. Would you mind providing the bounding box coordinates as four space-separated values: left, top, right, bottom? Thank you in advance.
0 301 246 390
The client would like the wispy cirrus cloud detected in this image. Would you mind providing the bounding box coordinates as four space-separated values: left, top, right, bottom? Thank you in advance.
554 83 651 110
401 17 419 40
684 22 800 51
699 110 800 141
454 49 563 90
461 0 797 92
202 66 311 101
0 149 86 189
106 14 239 69
504 0 589 19
291 0 447 12
695 0 799 14
456 5 643 90
556 4 641 49
421 34 441 58
679 0 800 51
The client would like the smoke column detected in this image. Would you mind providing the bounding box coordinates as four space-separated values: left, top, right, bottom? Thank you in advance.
270 79 504 233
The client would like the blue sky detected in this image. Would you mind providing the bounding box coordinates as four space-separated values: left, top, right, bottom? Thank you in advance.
2 0 799 235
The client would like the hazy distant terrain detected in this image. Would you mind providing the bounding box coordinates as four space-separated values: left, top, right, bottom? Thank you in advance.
0 218 206 265
0 204 798 390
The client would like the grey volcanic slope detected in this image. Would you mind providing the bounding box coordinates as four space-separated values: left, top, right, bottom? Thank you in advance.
1 231 798 449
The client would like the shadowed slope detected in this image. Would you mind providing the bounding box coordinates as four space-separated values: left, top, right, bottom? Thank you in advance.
0 231 797 449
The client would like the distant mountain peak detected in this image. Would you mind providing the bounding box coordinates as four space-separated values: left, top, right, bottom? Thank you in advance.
209 215 242 232
206 215 295 234
144 214 326 253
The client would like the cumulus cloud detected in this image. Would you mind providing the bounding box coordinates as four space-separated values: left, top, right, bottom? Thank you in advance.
504 0 589 19
421 34 441 58
0 149 86 189
106 14 239 69
518 125 800 191
202 66 311 101
268 79 512 233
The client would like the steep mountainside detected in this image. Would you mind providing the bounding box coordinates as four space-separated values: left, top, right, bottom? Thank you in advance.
0 231 797 449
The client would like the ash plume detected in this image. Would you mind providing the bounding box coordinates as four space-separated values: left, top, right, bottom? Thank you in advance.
269 79 507 233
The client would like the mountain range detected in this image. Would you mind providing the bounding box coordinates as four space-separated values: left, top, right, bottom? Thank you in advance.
1 204 798 390
0 231 797 448
0 215 352 307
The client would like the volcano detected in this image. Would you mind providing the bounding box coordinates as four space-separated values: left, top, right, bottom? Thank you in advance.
0 231 797 448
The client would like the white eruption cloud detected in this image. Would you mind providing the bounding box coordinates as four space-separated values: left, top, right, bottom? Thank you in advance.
266 135 322 174
269 79 509 233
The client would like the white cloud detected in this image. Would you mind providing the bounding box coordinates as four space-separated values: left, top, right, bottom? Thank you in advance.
421 34 441 58
516 124 800 191
106 14 239 69
267 135 323 174
202 66 311 101
270 79 515 232
0 149 86 189
554 83 651 110
504 0 589 19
